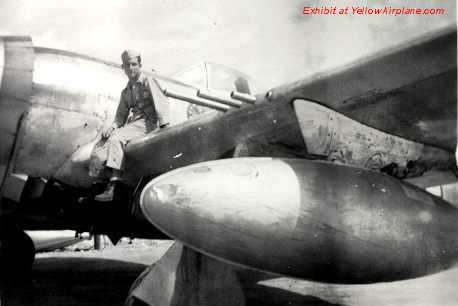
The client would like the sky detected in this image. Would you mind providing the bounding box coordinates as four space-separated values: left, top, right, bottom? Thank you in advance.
0 0 455 90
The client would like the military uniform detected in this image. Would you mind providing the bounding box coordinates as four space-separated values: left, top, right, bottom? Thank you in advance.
89 72 168 179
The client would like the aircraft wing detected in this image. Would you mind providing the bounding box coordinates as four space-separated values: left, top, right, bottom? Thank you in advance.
268 25 456 152
125 25 456 188
135 26 458 285
2 25 451 286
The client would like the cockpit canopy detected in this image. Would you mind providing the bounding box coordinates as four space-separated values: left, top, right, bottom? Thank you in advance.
157 62 261 125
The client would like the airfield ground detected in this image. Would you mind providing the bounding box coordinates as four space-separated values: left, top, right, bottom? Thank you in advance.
1 239 457 306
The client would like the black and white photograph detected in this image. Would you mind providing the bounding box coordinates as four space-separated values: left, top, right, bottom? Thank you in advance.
0 1 456 305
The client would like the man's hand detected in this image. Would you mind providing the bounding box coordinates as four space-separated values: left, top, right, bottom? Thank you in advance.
102 126 115 139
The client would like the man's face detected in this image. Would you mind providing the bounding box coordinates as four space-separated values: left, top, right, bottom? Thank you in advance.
122 57 141 80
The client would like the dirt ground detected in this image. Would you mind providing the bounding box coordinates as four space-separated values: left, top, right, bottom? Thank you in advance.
0 239 172 306
1 239 457 306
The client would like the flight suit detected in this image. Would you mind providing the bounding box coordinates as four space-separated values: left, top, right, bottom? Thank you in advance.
89 73 168 179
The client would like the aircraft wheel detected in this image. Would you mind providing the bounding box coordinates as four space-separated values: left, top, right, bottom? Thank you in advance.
0 230 36 278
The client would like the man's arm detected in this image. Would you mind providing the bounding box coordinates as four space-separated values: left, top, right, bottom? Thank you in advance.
149 77 170 128
113 92 129 128
103 92 129 138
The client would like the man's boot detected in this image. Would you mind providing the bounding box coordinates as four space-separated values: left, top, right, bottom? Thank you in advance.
94 169 122 202
94 181 116 202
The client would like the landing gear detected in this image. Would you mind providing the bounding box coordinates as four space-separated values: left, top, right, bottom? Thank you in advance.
0 230 36 279
125 242 244 306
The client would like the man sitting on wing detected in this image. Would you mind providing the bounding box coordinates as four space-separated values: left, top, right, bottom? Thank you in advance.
89 49 169 202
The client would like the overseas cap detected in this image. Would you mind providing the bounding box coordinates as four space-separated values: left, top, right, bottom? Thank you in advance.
121 49 141 63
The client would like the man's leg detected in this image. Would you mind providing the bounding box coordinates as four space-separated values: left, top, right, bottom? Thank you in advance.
94 140 125 202
94 121 149 202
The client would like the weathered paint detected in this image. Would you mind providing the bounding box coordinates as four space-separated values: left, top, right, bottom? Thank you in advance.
0 37 34 191
294 99 453 170
125 98 301 184
16 105 101 178
126 28 456 188
12 48 126 185
0 38 6 188
0 40 260 190
0 38 4 88
265 26 456 151
141 158 458 284
1 28 455 196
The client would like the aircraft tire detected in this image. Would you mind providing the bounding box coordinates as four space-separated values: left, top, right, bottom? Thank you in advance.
0 230 36 279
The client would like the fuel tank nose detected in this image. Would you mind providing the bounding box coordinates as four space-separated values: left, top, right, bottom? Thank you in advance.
141 157 458 284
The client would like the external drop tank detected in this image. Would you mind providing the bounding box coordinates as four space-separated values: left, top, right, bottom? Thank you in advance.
141 158 458 284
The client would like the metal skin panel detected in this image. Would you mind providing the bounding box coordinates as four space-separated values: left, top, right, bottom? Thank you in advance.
1 38 34 100
126 28 456 189
0 36 34 189
141 158 458 284
0 38 4 88
266 26 456 151
126 91 454 188
125 98 302 184
294 100 454 170
15 105 101 178
12 48 126 183
1 41 261 189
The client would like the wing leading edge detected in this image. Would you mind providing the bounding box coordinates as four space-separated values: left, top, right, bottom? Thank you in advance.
126 27 456 184
265 25 456 151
